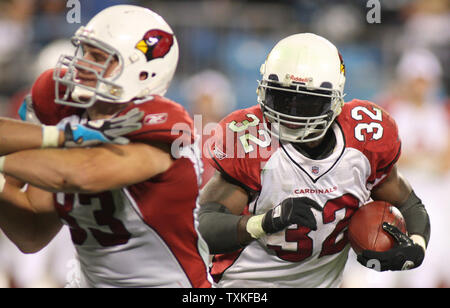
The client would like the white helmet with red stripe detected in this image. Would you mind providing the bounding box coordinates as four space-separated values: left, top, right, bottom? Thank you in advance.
54 5 179 108
257 33 346 143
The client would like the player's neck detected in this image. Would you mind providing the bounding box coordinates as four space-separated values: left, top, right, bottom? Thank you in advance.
87 101 131 120
292 128 336 160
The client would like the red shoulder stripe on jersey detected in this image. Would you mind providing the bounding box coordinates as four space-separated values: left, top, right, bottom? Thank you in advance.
376 143 401 173
207 146 260 198
369 143 402 188
338 99 402 188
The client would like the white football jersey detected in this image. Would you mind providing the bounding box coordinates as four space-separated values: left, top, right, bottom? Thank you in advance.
52 104 211 287
206 99 401 288
54 115 210 287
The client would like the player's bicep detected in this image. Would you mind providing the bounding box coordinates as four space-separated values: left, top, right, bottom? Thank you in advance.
199 170 249 215
370 165 412 207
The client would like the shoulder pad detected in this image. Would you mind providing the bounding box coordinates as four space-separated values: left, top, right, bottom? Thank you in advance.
338 99 401 187
205 105 277 192
120 95 194 146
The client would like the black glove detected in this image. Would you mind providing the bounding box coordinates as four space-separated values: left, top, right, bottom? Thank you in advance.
262 197 323 234
357 222 425 271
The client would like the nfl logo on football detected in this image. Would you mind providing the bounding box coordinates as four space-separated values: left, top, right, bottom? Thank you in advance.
312 166 320 175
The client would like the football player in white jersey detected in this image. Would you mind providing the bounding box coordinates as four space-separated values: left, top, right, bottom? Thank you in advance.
0 5 212 288
198 33 430 288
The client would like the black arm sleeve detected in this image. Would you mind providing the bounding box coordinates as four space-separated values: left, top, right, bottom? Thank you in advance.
399 190 431 247
198 202 243 254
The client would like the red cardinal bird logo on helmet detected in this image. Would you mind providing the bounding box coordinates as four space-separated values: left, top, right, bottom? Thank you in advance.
135 29 174 62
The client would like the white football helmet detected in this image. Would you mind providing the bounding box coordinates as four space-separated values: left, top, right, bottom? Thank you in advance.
54 5 179 108
257 33 346 143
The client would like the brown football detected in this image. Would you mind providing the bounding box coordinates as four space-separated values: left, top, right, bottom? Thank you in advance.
348 201 407 255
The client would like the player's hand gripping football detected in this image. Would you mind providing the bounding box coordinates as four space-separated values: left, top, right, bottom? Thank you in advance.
357 222 425 271
62 108 144 147
261 197 323 234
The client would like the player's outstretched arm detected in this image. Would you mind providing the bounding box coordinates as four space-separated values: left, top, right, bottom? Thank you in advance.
0 175 62 253
0 108 143 155
0 117 62 156
0 142 173 194
357 165 430 271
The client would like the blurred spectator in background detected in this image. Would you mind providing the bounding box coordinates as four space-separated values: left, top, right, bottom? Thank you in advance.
0 0 34 107
400 0 450 95
343 0 449 287
31 0 130 48
388 49 447 175
7 39 75 119
182 70 236 187
32 0 73 48
343 47 450 288
386 49 450 288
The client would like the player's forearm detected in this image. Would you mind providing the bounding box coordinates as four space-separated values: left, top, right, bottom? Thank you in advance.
1 144 164 194
1 148 91 193
0 117 64 155
198 202 254 253
198 173 253 253
1 141 174 195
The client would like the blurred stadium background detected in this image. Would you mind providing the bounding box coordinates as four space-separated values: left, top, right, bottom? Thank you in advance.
0 0 448 288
